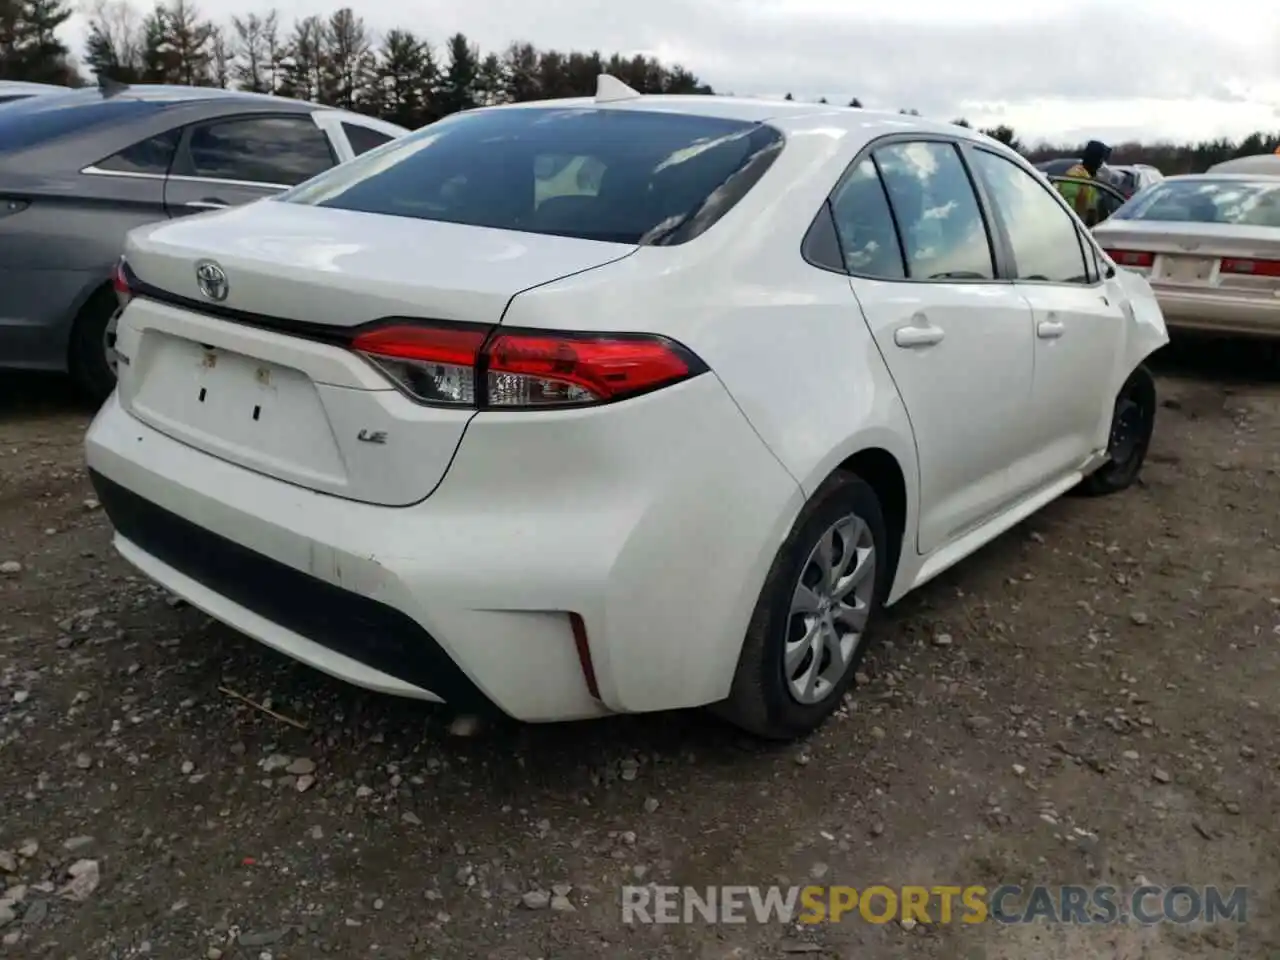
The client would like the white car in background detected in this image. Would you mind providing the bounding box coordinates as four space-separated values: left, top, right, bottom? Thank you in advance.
85 78 1169 740
0 80 71 104
1110 163 1164 197
1094 173 1280 341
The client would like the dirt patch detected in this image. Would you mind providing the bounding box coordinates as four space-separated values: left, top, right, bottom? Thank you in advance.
1 344 1278 959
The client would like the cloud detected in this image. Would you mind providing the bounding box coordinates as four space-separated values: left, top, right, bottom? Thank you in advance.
61 0 1280 142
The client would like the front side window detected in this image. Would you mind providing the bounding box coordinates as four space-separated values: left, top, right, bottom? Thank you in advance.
185 116 335 186
96 128 181 175
970 149 1089 284
828 158 904 278
279 107 785 246
872 141 995 280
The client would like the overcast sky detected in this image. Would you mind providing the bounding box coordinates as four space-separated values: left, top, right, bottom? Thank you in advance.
63 0 1280 144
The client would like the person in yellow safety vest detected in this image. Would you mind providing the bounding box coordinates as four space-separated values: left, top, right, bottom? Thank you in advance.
1057 140 1112 224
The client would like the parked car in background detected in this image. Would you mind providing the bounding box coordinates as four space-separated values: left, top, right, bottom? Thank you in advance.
1033 157 1125 191
0 80 72 104
1093 173 1280 342
86 79 1168 741
1109 163 1164 197
1207 154 1280 176
1042 173 1131 226
0 82 407 401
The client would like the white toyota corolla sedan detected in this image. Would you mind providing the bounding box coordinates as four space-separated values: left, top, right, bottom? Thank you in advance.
85 77 1169 740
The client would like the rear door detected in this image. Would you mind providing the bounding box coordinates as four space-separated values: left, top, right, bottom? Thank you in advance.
164 113 337 215
970 148 1127 487
830 139 1037 555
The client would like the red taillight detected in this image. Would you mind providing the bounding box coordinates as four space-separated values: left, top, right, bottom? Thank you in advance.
1104 249 1154 268
349 322 705 409
1220 257 1280 277
112 258 134 305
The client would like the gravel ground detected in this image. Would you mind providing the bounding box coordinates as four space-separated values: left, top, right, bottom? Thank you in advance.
1 342 1278 960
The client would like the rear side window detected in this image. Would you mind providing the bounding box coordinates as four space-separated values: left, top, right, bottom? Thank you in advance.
0 95 162 152
96 128 181 175
342 122 395 157
873 141 995 280
183 115 335 187
828 158 905 278
280 107 785 246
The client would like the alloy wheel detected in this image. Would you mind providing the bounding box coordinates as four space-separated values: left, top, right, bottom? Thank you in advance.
784 513 877 705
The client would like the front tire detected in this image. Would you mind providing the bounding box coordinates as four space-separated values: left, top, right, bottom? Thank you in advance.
68 285 121 407
1080 363 1156 496
717 471 888 741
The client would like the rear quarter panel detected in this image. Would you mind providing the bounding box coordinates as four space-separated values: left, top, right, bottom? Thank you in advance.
501 117 923 594
0 171 168 368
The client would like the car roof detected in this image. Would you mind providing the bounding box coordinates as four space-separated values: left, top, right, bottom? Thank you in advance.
0 80 71 93
482 92 980 137
31 83 320 110
1161 172 1280 183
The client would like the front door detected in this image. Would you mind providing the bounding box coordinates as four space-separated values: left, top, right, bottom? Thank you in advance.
833 141 1037 555
164 113 338 217
968 148 1128 489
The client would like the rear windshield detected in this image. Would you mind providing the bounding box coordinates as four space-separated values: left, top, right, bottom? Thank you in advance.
279 107 784 245
1112 178 1280 227
0 93 162 152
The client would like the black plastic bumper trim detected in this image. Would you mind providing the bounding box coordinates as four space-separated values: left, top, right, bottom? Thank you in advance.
88 469 499 715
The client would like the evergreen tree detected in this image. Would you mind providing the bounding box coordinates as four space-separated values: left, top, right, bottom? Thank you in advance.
373 27 435 127
230 10 275 92
1 0 75 83
161 0 215 85
435 32 479 115
320 7 372 109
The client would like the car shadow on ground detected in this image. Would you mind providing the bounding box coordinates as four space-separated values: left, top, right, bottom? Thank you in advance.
5 331 1275 779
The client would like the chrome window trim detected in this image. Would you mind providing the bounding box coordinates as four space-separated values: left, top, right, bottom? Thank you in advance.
80 164 288 190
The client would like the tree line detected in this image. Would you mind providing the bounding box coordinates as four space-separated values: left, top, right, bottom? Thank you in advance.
2 0 1276 173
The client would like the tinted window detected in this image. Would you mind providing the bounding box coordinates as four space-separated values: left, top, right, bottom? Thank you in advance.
873 141 994 280
0 94 162 153
186 116 334 186
828 158 904 278
280 107 785 246
1113 178 1280 227
971 150 1088 283
97 128 180 175
342 122 395 157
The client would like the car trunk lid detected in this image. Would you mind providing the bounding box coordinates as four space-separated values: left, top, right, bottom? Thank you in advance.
1096 221 1280 292
116 201 636 506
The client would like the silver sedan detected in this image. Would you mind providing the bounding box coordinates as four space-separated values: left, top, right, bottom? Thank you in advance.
1092 173 1280 341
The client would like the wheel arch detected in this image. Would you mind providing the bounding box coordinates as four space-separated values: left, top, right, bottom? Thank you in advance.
64 274 116 363
796 429 919 603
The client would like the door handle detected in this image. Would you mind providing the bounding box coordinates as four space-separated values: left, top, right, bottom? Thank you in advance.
184 199 229 210
1037 319 1066 339
893 324 945 348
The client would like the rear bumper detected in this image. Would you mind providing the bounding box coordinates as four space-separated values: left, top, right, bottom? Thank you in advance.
84 378 802 722
1153 285 1280 339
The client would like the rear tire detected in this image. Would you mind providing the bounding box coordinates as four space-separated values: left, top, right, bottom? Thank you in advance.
1080 363 1156 496
715 471 888 741
68 285 121 407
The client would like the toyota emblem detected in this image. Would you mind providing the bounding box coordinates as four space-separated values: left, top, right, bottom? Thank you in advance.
195 260 229 302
